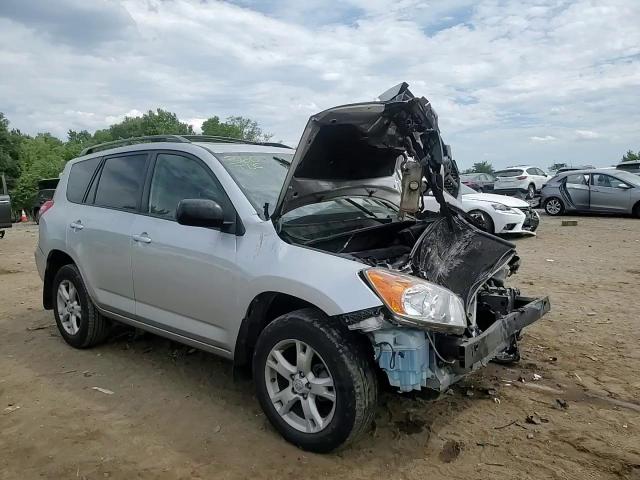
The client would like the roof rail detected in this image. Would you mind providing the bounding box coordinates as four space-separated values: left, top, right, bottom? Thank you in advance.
80 134 293 156
181 135 292 149
80 135 190 155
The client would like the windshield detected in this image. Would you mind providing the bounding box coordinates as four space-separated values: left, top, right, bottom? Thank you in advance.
281 197 398 242
460 173 481 181
216 152 294 217
495 169 524 177
613 170 640 185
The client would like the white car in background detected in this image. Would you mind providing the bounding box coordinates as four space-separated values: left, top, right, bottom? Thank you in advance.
493 166 549 198
424 184 540 235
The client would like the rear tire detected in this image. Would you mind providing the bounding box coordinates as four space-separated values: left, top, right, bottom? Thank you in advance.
544 197 564 216
52 264 110 348
253 308 377 453
633 202 640 218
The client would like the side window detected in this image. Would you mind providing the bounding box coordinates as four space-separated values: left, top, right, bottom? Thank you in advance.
147 153 227 220
565 174 587 185
66 157 101 203
94 154 148 210
591 174 616 188
535 168 545 176
526 167 537 175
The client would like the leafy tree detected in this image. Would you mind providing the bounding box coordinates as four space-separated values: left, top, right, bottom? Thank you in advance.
463 161 494 174
621 150 639 162
0 113 24 188
93 109 195 142
202 115 272 142
1 109 271 212
11 134 67 211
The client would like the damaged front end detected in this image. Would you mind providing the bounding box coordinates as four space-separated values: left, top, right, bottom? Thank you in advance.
277 83 550 393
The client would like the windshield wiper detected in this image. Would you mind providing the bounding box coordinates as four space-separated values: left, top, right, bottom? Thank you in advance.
343 198 381 219
273 156 291 168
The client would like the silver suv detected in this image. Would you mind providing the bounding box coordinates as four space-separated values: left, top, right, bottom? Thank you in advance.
35 84 549 452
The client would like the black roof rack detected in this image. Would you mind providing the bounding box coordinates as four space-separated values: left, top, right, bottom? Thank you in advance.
80 135 190 155
181 135 292 149
81 134 292 156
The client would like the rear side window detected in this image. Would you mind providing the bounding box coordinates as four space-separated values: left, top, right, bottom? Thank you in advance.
66 157 101 203
526 167 537 175
94 154 147 210
565 174 588 185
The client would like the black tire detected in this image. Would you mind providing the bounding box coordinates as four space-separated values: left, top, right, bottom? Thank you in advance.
543 197 565 216
527 183 536 199
633 202 640 219
468 209 495 234
253 308 377 453
52 264 110 349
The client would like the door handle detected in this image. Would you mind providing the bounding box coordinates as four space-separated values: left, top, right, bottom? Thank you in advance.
132 233 152 244
70 221 84 231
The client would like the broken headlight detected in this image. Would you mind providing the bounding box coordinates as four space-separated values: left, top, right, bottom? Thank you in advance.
363 268 466 334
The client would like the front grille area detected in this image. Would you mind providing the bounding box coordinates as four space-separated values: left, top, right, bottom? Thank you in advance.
516 207 540 231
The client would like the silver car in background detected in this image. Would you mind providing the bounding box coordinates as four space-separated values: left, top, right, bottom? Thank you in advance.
541 168 640 217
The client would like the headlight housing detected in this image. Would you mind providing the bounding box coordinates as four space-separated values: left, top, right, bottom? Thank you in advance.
363 268 467 334
491 203 513 212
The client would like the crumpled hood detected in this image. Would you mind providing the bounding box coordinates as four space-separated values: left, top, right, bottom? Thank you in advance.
271 83 460 221
463 193 530 208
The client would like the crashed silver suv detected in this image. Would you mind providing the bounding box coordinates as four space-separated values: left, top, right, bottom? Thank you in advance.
35 84 549 452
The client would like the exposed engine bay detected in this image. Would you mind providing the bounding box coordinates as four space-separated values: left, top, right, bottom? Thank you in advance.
276 82 550 392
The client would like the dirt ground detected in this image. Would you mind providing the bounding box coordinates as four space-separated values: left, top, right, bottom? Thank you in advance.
1 216 639 480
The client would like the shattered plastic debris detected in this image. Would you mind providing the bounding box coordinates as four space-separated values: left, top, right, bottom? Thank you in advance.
91 387 114 395
532 374 542 381
3 405 20 413
555 399 569 410
545 259 555 262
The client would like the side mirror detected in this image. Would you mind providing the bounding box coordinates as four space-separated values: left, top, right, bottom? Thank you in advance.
616 183 631 190
176 199 226 228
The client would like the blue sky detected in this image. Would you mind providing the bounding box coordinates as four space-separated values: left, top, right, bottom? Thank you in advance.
1 0 639 170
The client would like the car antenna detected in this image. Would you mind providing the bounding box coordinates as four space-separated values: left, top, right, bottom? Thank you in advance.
263 202 270 220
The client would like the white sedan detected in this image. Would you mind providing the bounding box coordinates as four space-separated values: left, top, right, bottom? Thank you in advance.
423 184 540 235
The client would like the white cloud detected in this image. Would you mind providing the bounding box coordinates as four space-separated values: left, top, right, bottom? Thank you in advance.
0 0 639 169
530 135 557 142
575 130 601 140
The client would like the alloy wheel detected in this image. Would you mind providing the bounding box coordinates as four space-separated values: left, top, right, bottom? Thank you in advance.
56 280 82 335
264 339 336 433
546 199 562 215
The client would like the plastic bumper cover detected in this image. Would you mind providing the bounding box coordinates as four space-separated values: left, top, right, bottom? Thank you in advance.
455 296 550 371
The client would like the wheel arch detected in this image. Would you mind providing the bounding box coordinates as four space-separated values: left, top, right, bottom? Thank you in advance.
43 250 75 310
233 292 323 374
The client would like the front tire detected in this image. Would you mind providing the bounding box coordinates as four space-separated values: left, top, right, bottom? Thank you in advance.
544 197 564 216
468 209 495 234
52 264 110 348
253 308 377 453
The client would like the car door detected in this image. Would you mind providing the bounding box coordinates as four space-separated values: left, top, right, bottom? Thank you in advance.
536 169 549 189
482 174 495 191
130 151 239 352
561 173 590 210
590 173 632 212
66 153 149 316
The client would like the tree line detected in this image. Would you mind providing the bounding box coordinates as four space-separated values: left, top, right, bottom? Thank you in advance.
0 109 272 212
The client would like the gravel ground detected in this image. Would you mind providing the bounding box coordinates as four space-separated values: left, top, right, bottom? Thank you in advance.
1 216 639 479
